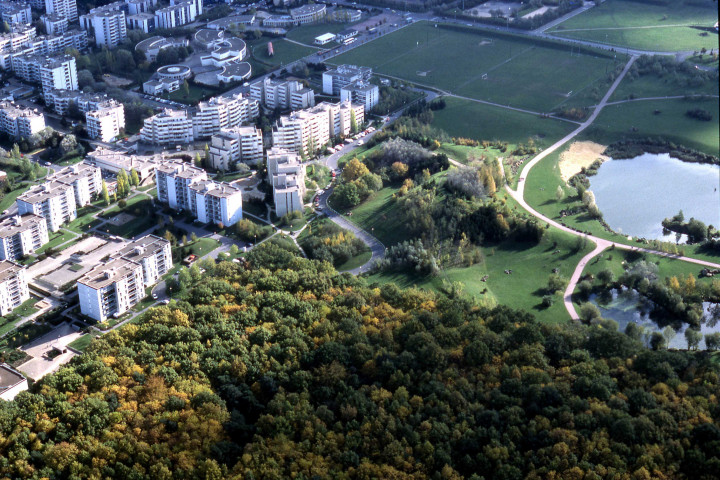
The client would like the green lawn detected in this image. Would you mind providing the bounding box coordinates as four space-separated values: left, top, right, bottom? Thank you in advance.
104 215 156 239
249 38 318 67
168 84 220 105
36 230 76 254
368 228 593 324
100 195 151 218
66 206 103 234
0 184 30 212
58 156 84 166
331 22 622 111
431 97 576 146
585 97 720 155
549 0 718 52
12 297 39 318
337 250 372 272
68 333 95 352
610 69 720 102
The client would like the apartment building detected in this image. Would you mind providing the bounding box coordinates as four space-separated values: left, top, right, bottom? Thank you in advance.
41 13 69 35
52 163 102 207
139 109 193 145
340 81 379 111
127 12 155 33
16 180 76 232
78 257 143 321
267 147 305 217
0 260 29 316
81 9 127 47
272 103 330 157
114 234 172 287
127 0 157 15
0 101 45 138
155 159 243 226
84 147 156 181
208 125 263 170
154 0 202 29
2 30 88 70
12 54 78 96
142 78 179 96
45 89 109 115
192 94 259 139
272 101 364 156
249 77 315 111
86 101 125 142
0 3 32 25
322 64 372 95
189 180 243 226
155 159 207 211
0 214 49 261
44 0 78 22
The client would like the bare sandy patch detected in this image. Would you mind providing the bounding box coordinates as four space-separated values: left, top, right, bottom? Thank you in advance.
559 141 609 182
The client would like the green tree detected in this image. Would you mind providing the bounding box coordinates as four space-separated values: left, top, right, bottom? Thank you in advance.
350 109 358 134
101 180 110 205
182 80 190 98
685 328 702 350
555 185 564 202
130 168 140 187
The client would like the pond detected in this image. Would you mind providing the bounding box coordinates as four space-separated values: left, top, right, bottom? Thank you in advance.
590 153 720 240
589 288 720 350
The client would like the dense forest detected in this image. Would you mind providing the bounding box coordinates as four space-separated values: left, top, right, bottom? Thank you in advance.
1 241 719 479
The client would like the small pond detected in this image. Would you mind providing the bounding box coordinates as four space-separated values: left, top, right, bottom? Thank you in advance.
589 288 720 350
590 153 720 240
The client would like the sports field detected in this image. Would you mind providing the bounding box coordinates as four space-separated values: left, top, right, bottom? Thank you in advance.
431 97 576 145
331 22 621 112
248 38 317 67
548 0 718 52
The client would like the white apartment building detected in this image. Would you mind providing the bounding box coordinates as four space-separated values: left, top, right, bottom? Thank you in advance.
127 0 157 16
139 109 193 145
142 78 179 96
45 89 110 115
52 163 102 207
267 147 306 217
44 0 78 22
340 81 379 111
0 214 49 261
16 181 77 232
155 160 207 211
249 77 315 111
41 13 69 35
154 0 202 29
322 64 372 95
0 260 29 316
84 147 156 181
189 180 243 226
126 13 155 33
19 54 78 96
192 94 259 139
81 10 127 47
272 102 364 156
0 363 28 401
114 234 172 287
86 101 125 142
78 257 143 321
272 103 330 157
0 3 32 25
208 125 263 170
0 101 45 138
155 159 243 226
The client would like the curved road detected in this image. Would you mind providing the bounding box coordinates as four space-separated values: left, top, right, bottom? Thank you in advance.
507 54 720 319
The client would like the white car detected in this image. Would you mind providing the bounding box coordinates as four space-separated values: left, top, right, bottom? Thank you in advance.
152 293 158 299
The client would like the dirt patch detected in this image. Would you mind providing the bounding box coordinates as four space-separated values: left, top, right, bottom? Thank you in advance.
559 141 609 182
478 39 493 46
102 74 133 87
106 212 136 226
416 70 430 76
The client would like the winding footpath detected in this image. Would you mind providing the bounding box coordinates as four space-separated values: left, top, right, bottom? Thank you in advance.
506 55 720 319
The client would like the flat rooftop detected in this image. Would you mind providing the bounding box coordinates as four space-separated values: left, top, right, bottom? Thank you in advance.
77 257 140 290
190 180 242 198
0 214 45 239
115 234 170 262
0 364 25 392
17 181 71 205
0 259 23 283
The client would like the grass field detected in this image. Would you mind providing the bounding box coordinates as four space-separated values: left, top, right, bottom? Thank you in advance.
36 230 76 254
367 228 593 324
168 84 220 104
431 97 576 145
286 22 358 46
610 73 720 102
105 215 156 238
68 333 100 352
585 97 720 155
331 22 622 111
0 184 30 212
249 38 317 67
549 0 718 52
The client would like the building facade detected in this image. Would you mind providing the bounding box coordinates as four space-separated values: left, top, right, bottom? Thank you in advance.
114 234 172 287
340 81 379 111
86 101 125 142
289 4 325 24
208 125 263 170
81 10 127 47
0 101 45 138
16 181 77 232
0 260 29 317
139 109 193 145
322 64 372 95
78 257 144 321
267 147 306 217
44 0 78 22
192 94 259 139
0 214 49 261
249 77 315 111
52 163 102 207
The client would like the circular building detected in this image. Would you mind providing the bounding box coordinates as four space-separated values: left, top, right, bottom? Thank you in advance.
218 62 252 83
157 64 192 81
194 28 224 49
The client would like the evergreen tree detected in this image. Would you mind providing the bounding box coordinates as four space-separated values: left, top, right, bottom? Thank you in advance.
130 168 140 187
350 109 358 134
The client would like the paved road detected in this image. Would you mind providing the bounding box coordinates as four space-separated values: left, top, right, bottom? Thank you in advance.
506 55 720 320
